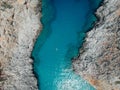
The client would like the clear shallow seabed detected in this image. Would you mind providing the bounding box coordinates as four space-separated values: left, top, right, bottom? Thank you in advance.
32 0 102 90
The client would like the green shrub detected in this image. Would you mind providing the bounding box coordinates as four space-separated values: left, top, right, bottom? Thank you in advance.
1 2 13 10
115 81 120 84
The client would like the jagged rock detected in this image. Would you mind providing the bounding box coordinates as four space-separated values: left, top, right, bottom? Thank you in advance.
0 0 42 90
73 0 120 90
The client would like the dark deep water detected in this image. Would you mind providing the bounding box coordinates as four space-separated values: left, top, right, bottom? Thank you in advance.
32 0 102 90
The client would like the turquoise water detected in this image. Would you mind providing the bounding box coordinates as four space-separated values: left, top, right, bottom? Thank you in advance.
32 0 102 90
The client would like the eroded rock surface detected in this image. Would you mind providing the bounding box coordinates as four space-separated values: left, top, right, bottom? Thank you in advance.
73 0 120 90
0 0 41 90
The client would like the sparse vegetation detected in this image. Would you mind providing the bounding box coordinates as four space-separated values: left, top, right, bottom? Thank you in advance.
115 81 120 84
1 2 13 11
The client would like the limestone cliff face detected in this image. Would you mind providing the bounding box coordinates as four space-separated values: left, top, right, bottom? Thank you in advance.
73 0 120 90
0 0 41 90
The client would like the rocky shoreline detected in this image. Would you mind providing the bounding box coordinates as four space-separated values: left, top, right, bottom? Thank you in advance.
0 0 41 90
0 0 120 90
73 0 120 90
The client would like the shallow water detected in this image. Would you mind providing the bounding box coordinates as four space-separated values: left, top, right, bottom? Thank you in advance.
32 0 102 90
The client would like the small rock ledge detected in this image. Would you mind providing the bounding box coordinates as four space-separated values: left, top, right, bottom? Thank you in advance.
73 0 120 90
0 0 42 90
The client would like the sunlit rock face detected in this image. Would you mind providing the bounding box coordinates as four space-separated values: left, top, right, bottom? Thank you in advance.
0 0 41 90
73 0 120 90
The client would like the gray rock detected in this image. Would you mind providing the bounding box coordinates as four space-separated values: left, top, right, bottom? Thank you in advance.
0 0 42 90
73 0 120 90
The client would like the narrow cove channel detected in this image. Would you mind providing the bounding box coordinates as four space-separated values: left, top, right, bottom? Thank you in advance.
32 0 102 90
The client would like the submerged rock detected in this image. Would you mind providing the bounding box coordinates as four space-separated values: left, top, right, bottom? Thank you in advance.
0 0 41 90
73 0 120 90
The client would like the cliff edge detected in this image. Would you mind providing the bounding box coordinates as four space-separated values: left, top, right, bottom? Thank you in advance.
73 0 120 90
0 0 41 90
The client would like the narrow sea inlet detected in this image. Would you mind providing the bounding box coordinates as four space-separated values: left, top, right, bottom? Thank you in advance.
32 0 102 90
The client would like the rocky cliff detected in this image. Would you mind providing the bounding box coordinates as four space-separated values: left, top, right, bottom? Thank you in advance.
73 0 120 90
1 0 120 90
0 0 41 90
